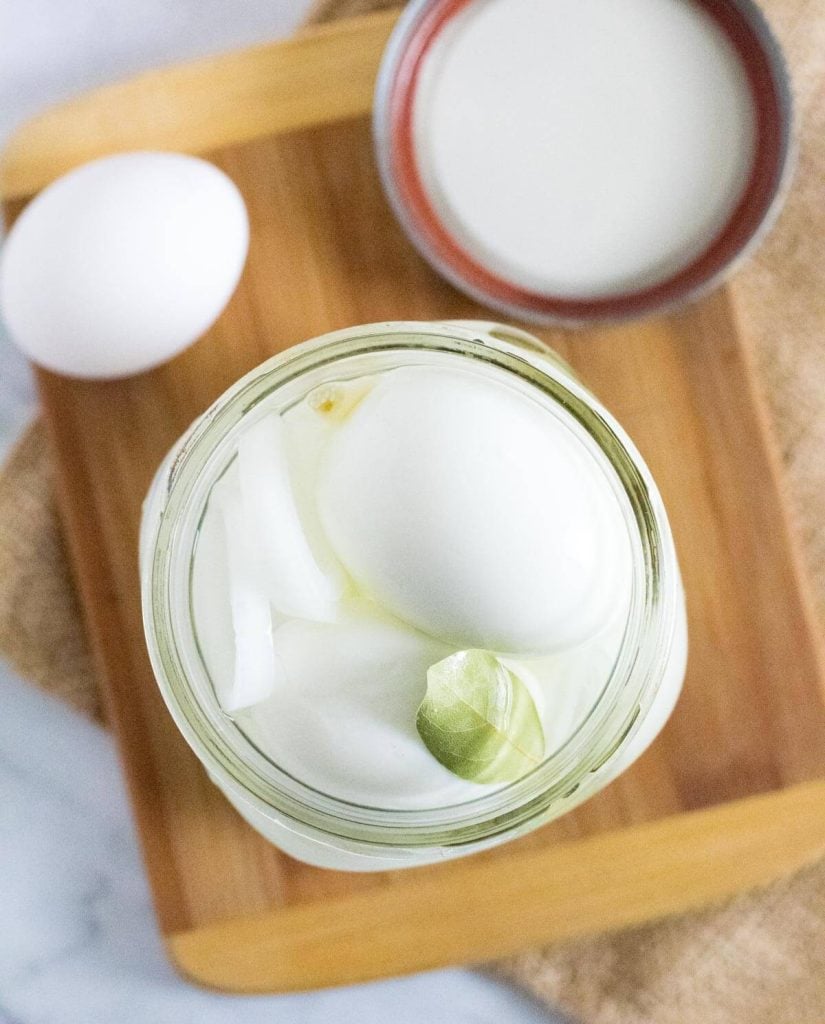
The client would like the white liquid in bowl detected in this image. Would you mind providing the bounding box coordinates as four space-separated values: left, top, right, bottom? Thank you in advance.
412 0 757 297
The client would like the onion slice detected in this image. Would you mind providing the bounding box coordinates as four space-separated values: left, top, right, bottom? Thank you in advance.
237 412 342 621
217 484 283 713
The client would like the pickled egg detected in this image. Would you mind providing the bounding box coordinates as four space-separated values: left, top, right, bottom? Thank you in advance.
318 365 631 653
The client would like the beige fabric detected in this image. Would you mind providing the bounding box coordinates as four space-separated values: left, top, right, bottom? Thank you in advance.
2 0 825 1020
0 422 99 718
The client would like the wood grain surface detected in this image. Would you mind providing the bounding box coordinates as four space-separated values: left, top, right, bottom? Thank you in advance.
5 12 825 992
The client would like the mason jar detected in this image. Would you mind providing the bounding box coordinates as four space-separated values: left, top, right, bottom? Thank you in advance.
140 321 687 871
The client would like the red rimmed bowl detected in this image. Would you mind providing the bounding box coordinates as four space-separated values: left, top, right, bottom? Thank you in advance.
373 0 794 326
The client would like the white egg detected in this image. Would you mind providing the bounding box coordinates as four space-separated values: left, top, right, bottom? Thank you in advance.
0 151 249 379
318 366 631 653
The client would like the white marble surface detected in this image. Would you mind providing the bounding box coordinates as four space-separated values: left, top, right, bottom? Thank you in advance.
0 2 566 1021
0 671 561 1024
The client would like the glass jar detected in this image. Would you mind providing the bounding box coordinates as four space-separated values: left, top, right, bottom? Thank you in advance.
141 321 687 871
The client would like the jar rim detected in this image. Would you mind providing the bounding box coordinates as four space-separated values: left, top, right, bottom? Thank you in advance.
142 321 681 849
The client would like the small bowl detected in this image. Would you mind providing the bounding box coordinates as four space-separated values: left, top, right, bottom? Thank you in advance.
373 0 794 326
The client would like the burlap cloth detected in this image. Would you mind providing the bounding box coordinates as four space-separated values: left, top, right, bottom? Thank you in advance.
2 0 825 1020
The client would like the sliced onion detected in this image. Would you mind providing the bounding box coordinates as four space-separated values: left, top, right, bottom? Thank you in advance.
218 485 284 713
237 413 343 621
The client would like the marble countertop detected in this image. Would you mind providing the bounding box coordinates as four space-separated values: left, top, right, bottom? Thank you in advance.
0 670 555 1023
0 2 562 1020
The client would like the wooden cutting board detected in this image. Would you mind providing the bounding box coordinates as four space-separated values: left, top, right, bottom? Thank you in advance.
4 8 825 994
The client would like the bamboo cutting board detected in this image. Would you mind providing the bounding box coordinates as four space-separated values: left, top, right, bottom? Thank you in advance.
5 9 825 993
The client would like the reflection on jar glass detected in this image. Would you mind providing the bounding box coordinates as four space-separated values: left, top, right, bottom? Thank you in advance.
140 321 687 871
